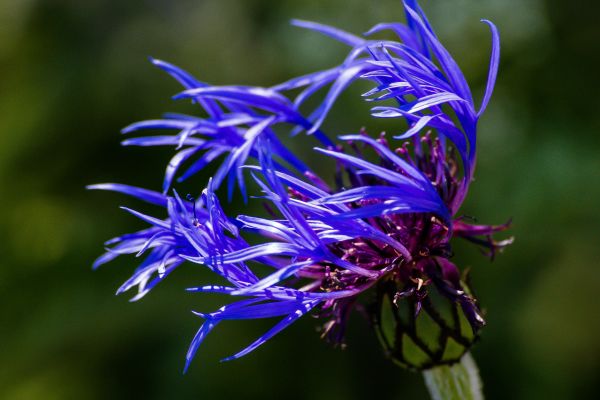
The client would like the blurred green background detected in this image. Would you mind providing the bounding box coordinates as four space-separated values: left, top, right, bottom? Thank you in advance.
1 0 598 399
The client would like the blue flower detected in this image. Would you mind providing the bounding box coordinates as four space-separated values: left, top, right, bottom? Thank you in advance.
91 0 510 371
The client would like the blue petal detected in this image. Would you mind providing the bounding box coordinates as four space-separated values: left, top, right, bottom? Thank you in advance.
337 134 431 186
232 261 314 294
175 86 298 120
478 20 500 117
314 185 435 205
163 147 199 193
392 114 438 139
291 19 365 47
177 147 226 183
121 119 200 134
122 136 205 147
183 318 219 373
186 285 237 294
87 183 168 207
331 199 450 221
364 22 421 50
306 63 372 134
120 207 171 230
92 239 148 269
314 147 423 189
220 300 319 361
151 58 223 119
404 5 474 107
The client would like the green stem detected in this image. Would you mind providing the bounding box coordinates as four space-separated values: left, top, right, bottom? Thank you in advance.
422 353 483 400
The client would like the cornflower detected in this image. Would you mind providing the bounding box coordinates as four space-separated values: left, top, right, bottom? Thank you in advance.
91 1 511 387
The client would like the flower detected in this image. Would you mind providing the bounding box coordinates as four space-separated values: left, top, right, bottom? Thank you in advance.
90 0 511 372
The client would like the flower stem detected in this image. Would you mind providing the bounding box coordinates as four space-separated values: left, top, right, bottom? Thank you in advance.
422 352 483 400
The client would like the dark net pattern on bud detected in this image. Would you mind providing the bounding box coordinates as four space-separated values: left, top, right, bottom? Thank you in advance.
90 0 511 372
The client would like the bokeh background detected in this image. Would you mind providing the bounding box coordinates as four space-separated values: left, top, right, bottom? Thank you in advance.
1 0 598 399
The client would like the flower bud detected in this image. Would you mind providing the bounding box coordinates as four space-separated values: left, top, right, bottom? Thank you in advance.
371 258 484 370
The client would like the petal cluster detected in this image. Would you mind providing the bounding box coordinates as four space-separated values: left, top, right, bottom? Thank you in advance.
91 0 509 371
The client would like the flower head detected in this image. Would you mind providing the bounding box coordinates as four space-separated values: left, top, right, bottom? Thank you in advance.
91 0 511 371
